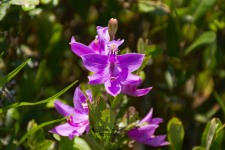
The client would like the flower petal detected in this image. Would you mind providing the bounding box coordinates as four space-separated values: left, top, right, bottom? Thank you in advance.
117 53 144 72
88 39 99 52
88 69 110 84
73 86 86 110
85 90 92 102
139 108 153 124
70 36 95 57
144 135 170 147
122 74 142 85
123 86 152 97
54 100 75 117
49 123 74 137
81 53 109 72
128 124 158 143
104 79 121 97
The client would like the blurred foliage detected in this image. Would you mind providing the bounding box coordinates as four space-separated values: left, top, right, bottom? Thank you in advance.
0 0 225 149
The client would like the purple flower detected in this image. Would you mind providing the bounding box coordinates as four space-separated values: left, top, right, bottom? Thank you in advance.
49 86 92 140
70 26 151 97
128 109 169 147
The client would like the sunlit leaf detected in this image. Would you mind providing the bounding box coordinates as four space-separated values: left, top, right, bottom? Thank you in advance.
167 117 184 150
0 58 31 87
10 0 39 5
74 137 91 150
201 118 223 150
184 31 216 55
0 2 11 21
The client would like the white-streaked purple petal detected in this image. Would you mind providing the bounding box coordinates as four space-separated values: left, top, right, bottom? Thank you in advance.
54 100 75 117
70 37 95 57
96 26 110 54
117 54 144 72
81 53 109 72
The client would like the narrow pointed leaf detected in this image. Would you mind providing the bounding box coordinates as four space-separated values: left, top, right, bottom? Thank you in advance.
184 31 216 55
0 58 31 87
0 80 78 113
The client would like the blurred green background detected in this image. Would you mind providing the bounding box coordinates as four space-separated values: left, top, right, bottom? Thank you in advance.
0 0 225 149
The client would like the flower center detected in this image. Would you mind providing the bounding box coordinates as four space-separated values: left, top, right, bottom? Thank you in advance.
82 102 88 109
108 44 118 55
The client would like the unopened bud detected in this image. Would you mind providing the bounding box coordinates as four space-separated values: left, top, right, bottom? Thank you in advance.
108 18 118 40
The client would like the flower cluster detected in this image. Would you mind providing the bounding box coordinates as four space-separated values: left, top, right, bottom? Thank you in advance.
49 18 168 148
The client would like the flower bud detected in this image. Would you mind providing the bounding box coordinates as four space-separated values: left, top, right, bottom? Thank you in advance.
108 18 118 40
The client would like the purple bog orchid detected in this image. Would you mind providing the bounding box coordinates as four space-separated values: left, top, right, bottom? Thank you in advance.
70 19 151 97
49 87 92 140
127 109 169 147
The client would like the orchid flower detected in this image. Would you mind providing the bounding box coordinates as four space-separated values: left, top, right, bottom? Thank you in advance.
127 109 169 147
70 25 151 97
49 86 92 140
81 39 145 96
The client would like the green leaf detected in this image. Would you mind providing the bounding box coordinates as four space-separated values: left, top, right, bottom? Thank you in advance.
0 2 11 21
201 118 223 150
167 117 184 150
137 38 145 54
0 52 4 58
10 0 39 5
0 80 78 113
0 58 31 87
214 92 225 116
193 146 207 150
59 137 74 150
189 0 216 22
26 120 54 150
184 31 216 55
111 94 123 109
17 118 65 146
74 137 91 150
